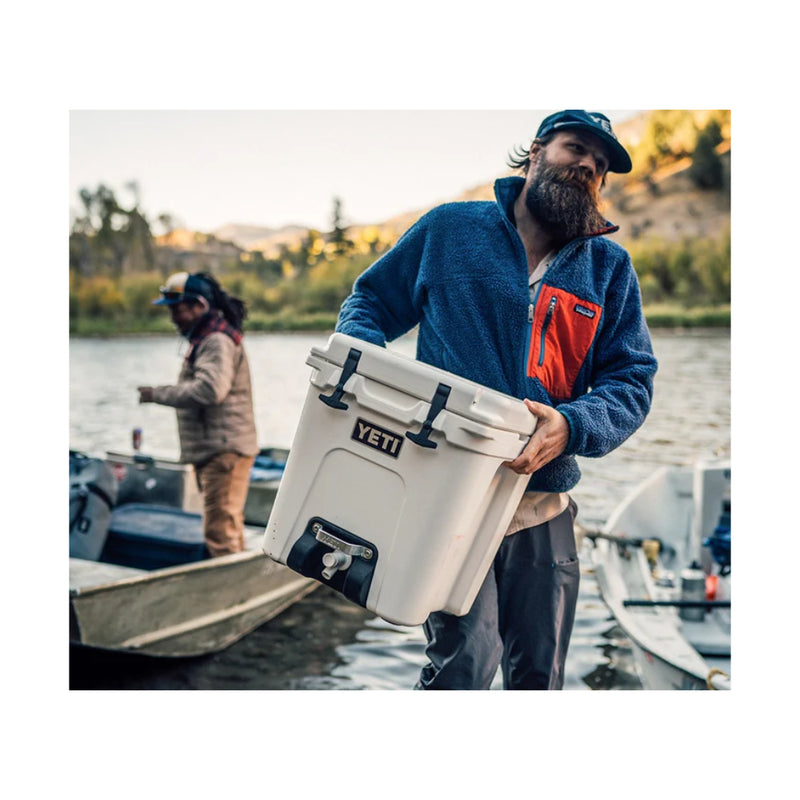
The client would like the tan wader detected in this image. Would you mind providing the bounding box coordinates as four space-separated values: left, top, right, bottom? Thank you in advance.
194 452 255 557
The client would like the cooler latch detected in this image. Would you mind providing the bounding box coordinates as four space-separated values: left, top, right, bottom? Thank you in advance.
406 382 451 449
318 347 362 410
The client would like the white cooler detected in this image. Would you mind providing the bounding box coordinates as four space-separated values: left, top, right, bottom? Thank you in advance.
263 333 536 626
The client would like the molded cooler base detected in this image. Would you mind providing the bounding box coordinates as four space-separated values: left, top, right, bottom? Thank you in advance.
263 334 535 627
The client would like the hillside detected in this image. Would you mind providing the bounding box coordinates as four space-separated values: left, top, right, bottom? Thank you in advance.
602 148 730 246
214 112 729 258
365 110 730 250
214 222 308 252
206 161 731 258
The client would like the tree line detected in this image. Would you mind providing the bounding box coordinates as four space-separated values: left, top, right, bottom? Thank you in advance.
69 189 398 332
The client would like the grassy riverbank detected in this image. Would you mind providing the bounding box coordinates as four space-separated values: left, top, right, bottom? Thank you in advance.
69 304 730 337
640 304 730 328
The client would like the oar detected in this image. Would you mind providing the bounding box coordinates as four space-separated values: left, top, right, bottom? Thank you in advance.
584 530 676 557
622 599 730 609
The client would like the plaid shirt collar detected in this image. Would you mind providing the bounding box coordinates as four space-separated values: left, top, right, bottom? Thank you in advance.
187 311 243 351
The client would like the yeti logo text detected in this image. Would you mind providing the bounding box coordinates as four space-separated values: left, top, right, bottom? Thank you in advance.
589 114 613 135
352 418 404 458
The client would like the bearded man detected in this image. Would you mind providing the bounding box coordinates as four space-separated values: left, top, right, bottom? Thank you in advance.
336 110 657 690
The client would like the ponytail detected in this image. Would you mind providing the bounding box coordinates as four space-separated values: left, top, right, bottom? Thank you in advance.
194 272 248 331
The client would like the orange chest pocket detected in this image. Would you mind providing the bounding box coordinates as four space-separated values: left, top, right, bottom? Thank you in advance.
526 287 602 400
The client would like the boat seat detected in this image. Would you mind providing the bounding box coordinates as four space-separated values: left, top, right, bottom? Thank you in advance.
99 503 209 570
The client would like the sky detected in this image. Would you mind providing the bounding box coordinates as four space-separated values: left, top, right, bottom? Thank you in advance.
69 109 639 234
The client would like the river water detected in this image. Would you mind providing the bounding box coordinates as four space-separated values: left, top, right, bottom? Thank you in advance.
69 328 730 690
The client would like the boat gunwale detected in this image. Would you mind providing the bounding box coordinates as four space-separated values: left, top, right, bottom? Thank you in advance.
69 545 270 597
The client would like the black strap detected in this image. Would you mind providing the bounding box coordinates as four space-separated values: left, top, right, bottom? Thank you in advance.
319 348 362 411
69 486 90 533
69 481 115 535
86 481 115 510
406 383 451 449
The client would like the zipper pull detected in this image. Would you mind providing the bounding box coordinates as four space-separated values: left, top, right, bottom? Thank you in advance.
528 303 534 323
538 296 558 368
544 295 557 322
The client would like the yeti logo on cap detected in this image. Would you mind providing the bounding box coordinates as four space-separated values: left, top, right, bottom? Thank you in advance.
589 114 614 136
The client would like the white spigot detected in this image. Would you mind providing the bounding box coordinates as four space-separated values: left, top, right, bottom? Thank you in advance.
321 550 352 580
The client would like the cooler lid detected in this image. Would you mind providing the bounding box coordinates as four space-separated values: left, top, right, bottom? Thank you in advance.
310 333 535 436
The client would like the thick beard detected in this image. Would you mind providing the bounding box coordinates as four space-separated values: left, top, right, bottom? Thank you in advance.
524 159 607 245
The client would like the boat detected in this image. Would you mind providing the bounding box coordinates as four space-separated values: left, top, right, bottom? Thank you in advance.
103 446 290 527
590 458 731 690
69 448 318 658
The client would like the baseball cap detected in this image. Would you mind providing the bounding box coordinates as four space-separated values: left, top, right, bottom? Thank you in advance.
536 110 632 173
152 272 215 306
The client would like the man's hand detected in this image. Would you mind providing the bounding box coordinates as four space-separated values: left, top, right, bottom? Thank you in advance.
138 386 154 403
505 400 570 475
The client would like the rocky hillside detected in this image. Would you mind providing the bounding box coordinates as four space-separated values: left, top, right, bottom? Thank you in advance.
601 148 730 246
370 112 730 250
214 222 308 252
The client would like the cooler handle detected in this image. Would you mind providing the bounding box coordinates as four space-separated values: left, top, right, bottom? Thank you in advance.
318 347 362 410
405 382 451 449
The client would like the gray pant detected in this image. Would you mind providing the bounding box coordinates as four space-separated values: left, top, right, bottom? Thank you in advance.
416 499 580 690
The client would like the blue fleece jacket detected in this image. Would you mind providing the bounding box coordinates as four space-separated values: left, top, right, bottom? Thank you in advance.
336 176 657 492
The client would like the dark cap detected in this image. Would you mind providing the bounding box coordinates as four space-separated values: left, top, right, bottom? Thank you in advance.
536 110 632 174
152 272 215 306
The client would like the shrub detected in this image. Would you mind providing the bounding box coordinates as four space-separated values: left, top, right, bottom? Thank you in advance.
629 232 730 307
71 274 126 319
119 272 164 317
689 121 725 189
